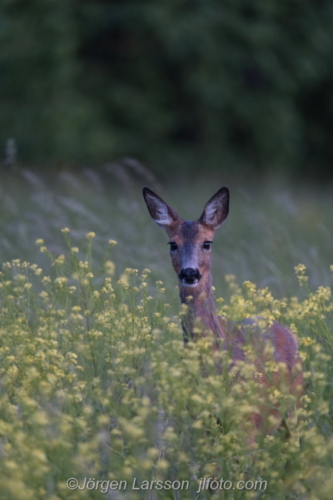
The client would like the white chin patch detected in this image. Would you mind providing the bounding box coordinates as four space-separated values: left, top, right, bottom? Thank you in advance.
181 280 199 287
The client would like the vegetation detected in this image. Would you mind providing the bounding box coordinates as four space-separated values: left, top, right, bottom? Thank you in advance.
1 168 333 298
0 171 332 499
1 1 333 177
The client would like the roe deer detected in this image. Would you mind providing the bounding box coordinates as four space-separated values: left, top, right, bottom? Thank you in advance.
143 186 303 435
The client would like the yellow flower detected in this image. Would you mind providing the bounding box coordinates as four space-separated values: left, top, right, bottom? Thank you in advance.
105 260 115 276
86 232 96 239
157 459 169 471
109 239 117 246
55 277 68 285
35 239 44 245
295 263 309 286
61 227 70 233
225 274 236 283
71 306 82 312
147 447 159 459
301 337 315 347
55 254 65 265
300 351 307 362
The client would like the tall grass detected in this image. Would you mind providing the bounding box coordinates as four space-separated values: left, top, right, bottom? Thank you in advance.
0 168 332 499
0 168 332 298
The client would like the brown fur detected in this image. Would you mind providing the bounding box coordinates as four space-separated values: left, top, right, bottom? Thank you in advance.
143 187 303 435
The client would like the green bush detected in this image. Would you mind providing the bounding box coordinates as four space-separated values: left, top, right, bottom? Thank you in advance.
1 1 333 176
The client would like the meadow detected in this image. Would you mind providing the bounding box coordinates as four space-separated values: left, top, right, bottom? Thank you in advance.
0 166 333 499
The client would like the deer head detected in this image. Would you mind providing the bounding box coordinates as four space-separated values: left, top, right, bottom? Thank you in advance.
142 187 229 288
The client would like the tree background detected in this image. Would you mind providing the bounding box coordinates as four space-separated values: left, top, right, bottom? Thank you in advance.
1 0 333 179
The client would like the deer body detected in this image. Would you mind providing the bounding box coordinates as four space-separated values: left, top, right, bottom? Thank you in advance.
143 186 303 433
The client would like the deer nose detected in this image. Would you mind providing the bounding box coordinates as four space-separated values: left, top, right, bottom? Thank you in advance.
179 268 201 284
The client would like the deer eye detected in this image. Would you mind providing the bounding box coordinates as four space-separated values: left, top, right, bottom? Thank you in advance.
203 241 212 250
168 242 178 251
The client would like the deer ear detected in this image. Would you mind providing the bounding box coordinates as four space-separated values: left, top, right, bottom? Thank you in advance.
143 187 179 229
199 187 229 229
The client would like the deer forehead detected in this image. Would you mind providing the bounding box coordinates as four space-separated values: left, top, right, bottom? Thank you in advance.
167 221 215 244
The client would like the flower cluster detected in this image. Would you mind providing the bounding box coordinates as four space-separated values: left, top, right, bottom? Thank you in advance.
0 243 332 499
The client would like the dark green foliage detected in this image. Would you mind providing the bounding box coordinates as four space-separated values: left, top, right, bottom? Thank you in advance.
1 0 333 177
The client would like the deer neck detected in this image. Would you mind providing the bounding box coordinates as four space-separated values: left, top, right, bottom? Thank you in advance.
179 272 223 342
